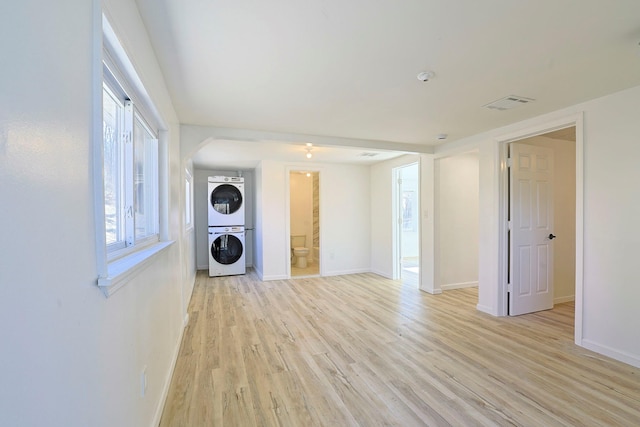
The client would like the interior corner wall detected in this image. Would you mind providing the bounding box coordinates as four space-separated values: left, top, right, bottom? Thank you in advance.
193 168 255 270
0 0 186 426
435 151 479 290
370 154 421 278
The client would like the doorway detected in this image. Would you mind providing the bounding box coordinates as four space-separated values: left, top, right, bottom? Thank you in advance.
394 163 420 286
289 170 320 277
502 125 578 318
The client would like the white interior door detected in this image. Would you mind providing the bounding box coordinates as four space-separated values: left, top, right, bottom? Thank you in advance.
509 143 555 315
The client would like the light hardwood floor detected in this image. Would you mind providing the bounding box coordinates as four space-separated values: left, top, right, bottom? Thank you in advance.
160 271 640 426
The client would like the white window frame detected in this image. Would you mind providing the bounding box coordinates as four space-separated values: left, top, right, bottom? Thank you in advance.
185 168 194 230
95 14 172 297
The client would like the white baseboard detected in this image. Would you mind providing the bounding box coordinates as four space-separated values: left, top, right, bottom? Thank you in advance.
419 287 442 295
323 268 370 277
261 274 289 281
370 269 393 279
477 304 498 316
151 317 186 427
581 339 640 369
554 295 575 304
441 281 478 291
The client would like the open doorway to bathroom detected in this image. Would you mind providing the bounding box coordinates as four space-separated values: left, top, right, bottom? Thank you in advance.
289 171 320 277
393 163 420 287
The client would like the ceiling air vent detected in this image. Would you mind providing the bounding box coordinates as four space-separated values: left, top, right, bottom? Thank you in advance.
359 152 379 157
483 95 535 111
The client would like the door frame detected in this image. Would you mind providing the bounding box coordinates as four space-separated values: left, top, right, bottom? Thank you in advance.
285 166 323 279
496 113 584 345
392 162 421 283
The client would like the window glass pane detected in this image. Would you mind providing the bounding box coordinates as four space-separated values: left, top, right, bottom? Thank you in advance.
103 86 123 246
133 115 158 240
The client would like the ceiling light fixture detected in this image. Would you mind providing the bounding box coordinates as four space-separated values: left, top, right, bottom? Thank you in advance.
306 142 313 147
305 148 312 159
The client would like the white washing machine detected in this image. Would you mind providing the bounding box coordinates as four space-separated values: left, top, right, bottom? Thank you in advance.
208 226 246 276
208 176 245 226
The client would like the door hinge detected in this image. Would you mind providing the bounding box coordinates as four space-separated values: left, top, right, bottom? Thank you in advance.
507 283 513 292
507 157 513 168
508 220 512 230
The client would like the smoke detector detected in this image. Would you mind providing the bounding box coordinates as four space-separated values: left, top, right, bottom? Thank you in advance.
417 71 435 82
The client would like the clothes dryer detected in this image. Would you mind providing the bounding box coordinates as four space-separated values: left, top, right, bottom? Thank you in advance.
208 226 246 276
208 176 245 226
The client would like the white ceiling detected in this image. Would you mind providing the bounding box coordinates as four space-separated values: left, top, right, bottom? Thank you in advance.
135 0 640 168
191 139 406 169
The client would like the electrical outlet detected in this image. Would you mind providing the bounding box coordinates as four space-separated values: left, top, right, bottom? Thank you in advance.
141 366 147 397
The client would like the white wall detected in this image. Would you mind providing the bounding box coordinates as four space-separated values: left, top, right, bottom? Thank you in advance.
437 84 640 368
193 168 254 269
370 155 421 278
517 136 576 302
0 1 187 426
182 161 197 320
253 162 264 277
435 151 479 290
255 160 371 279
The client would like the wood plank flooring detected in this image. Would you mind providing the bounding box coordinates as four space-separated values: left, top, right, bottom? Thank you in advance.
159 271 640 426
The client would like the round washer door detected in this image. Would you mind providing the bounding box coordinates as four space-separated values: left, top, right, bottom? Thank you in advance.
211 234 243 265
210 184 243 215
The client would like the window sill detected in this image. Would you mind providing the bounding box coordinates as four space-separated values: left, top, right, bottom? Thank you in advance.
98 240 174 297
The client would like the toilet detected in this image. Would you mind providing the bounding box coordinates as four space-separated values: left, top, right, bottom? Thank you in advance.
291 235 310 268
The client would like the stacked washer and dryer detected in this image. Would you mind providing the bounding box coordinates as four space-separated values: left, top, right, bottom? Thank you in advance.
208 176 246 277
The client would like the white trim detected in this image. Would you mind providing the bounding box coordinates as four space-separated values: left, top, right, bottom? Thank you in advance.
98 241 174 297
582 339 640 369
554 295 575 304
93 0 108 281
574 117 585 347
441 281 478 291
391 166 401 280
476 304 498 316
370 268 393 279
254 266 264 281
323 268 371 277
496 113 584 329
497 142 509 316
285 166 324 279
419 155 437 294
261 274 290 281
102 14 165 132
184 168 194 231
